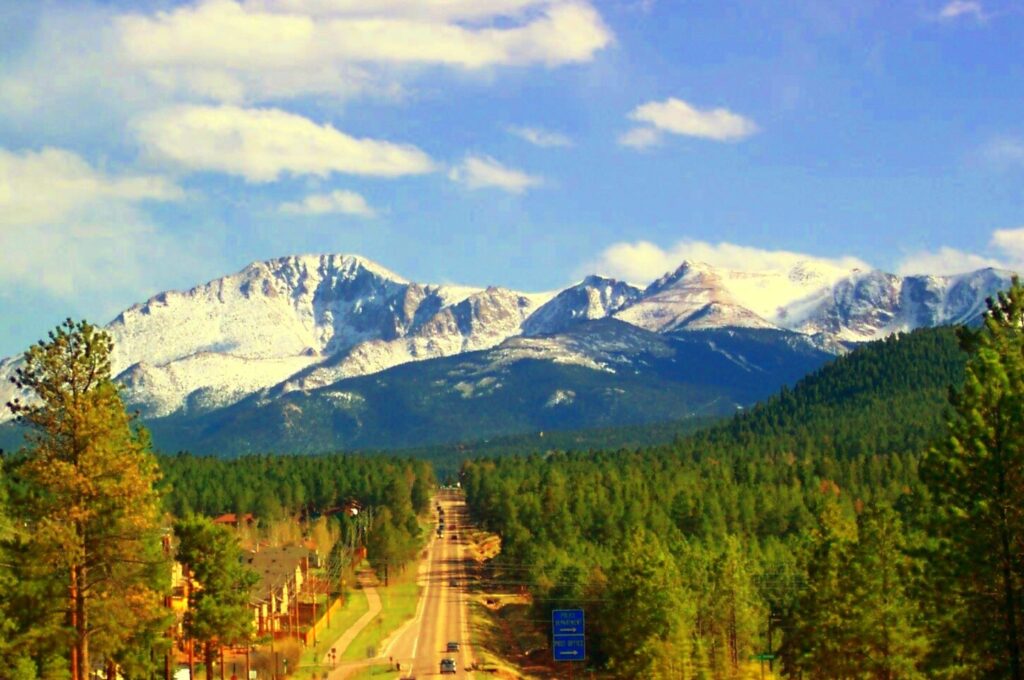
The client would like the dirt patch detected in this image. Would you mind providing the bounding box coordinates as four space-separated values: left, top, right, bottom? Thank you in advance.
463 528 561 679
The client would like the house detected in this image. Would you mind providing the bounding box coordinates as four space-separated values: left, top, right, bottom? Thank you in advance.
212 512 256 529
247 545 311 636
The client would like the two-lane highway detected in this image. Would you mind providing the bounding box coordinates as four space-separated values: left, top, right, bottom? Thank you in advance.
384 491 474 677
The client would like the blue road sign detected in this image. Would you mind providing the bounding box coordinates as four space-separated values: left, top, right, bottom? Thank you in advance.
553 635 586 661
552 609 585 635
552 609 586 661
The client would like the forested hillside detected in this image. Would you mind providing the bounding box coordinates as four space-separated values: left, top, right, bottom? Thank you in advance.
462 323 1012 678
411 326 964 473
676 325 965 459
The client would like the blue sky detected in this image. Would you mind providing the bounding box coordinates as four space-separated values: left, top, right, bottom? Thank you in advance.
0 0 1022 356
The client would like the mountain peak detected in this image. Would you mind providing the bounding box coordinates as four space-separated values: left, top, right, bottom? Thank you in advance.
252 253 409 285
646 260 719 295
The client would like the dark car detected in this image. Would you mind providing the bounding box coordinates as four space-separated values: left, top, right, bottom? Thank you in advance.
447 641 460 652
440 658 457 674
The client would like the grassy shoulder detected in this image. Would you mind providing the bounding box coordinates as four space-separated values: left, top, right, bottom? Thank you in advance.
342 565 421 662
345 663 400 680
293 586 371 679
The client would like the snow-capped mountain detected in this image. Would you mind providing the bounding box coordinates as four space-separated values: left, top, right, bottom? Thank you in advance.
614 262 779 332
793 268 1013 341
0 253 1013 425
0 254 553 420
522 275 641 336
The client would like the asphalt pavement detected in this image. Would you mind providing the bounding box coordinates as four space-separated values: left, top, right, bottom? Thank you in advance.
384 492 475 678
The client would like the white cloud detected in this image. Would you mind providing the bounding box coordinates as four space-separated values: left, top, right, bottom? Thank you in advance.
448 154 542 193
938 1 985 20
990 227 1024 260
280 189 377 217
624 97 758 144
0 147 206 302
895 247 1003 276
508 125 573 148
243 0 553 21
896 228 1024 275
585 239 869 284
0 147 181 228
984 136 1024 164
133 105 437 182
617 126 661 149
116 0 612 102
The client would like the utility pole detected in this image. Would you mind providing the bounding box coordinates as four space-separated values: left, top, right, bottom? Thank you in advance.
70 567 79 680
187 565 196 680
768 606 782 674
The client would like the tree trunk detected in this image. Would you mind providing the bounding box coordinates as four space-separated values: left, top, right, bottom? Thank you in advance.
1001 518 1022 680
77 563 89 680
996 418 1022 680
71 565 80 680
205 640 216 680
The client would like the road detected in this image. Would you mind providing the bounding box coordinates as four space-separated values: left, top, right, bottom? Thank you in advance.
384 490 475 678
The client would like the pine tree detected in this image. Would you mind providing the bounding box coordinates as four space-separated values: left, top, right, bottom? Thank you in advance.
781 501 858 678
602 530 690 679
6 319 168 680
922 278 1024 679
0 464 36 677
708 536 761 678
174 516 259 680
847 504 927 679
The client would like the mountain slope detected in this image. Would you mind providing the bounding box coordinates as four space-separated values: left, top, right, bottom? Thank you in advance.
143 321 832 455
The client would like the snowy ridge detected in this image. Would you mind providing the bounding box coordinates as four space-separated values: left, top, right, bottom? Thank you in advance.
614 262 778 332
523 275 641 336
0 253 1014 423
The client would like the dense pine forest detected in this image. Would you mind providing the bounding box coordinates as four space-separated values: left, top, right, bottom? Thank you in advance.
463 312 1024 678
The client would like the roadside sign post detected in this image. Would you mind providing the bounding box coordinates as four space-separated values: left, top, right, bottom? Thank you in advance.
552 609 586 679
749 653 775 680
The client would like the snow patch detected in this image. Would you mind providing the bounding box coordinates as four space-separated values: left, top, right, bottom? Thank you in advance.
545 389 576 407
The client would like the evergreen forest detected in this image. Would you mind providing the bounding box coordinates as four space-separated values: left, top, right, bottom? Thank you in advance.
462 303 1024 678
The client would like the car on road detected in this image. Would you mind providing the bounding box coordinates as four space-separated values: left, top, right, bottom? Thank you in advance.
447 641 460 652
450 579 458 587
440 658 457 674
451 533 457 540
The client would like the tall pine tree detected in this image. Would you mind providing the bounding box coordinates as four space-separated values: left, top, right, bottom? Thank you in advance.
7 319 168 680
923 278 1024 679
